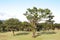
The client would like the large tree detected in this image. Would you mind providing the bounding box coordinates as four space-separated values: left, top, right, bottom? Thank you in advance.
24 7 51 37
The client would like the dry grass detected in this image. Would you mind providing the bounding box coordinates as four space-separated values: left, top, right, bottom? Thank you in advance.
0 30 60 40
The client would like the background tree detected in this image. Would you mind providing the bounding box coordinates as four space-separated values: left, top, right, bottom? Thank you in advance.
0 20 3 32
45 13 54 31
54 23 60 29
21 21 31 31
3 18 21 35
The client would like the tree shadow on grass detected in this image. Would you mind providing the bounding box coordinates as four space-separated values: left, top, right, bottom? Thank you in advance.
0 31 7 33
15 32 29 36
41 31 56 34
35 31 56 38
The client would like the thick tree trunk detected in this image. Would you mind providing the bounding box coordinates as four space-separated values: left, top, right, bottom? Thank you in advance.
32 29 36 38
32 24 36 38
30 21 37 38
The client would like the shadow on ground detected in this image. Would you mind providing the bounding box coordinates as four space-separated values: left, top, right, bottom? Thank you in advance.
35 31 56 38
40 31 56 34
15 32 29 36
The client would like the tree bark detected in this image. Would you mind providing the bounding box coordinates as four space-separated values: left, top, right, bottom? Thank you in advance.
30 21 37 38
32 29 36 38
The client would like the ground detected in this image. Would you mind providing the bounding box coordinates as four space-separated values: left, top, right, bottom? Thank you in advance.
0 30 60 40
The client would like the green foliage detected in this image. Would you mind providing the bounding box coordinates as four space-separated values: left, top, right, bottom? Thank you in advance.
3 18 21 31
45 12 54 30
24 7 53 29
21 21 31 31
24 7 53 37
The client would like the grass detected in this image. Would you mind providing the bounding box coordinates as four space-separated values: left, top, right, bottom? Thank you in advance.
0 30 60 40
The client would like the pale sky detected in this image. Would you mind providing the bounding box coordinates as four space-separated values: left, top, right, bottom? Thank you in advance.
0 0 60 23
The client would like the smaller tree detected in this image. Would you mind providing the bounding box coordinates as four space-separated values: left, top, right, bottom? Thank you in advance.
3 18 21 36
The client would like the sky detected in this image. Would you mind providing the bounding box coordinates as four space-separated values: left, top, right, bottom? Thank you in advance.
0 0 60 23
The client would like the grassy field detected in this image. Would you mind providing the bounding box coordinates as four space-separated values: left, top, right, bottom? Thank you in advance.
0 30 60 40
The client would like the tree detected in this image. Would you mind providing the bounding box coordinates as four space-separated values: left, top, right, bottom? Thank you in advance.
54 23 60 29
3 18 21 35
45 13 54 30
24 7 51 37
21 21 31 31
0 20 3 32
0 20 6 32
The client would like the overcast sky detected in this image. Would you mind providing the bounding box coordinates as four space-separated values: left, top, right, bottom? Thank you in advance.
0 0 60 23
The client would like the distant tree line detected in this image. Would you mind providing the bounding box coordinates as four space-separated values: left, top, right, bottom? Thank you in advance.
0 18 60 36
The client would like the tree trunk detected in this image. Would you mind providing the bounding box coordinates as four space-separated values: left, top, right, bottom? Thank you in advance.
12 30 15 36
32 29 36 38
30 21 37 38
12 29 15 36
32 23 36 38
